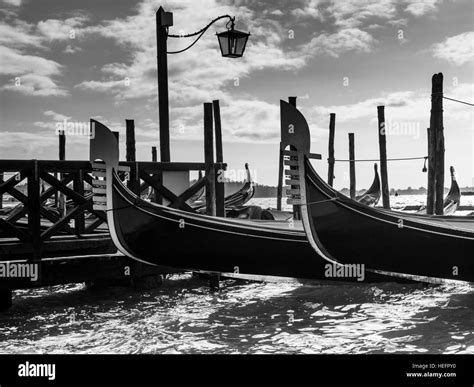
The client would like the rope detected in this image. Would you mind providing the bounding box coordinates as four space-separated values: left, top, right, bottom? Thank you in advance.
334 156 427 162
431 92 474 106
301 197 338 206
443 96 474 106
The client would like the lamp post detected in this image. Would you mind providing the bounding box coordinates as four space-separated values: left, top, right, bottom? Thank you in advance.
155 6 250 162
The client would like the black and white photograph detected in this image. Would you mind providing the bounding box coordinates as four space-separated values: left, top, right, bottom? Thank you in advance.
0 0 473 384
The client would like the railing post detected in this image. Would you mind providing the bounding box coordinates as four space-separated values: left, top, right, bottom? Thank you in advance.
204 103 216 216
74 169 85 236
28 160 42 271
328 113 336 186
349 133 356 199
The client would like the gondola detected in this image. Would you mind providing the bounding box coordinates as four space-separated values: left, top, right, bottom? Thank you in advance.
355 163 380 206
89 116 388 283
191 163 255 211
291 128 474 285
413 166 460 215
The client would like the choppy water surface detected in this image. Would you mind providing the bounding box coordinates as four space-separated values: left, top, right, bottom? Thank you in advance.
0 195 473 354
0 277 472 354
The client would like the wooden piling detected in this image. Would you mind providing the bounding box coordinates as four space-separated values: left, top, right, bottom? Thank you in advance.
276 145 284 210
152 146 157 162
125 120 136 162
125 120 137 192
156 7 170 162
288 96 300 220
328 113 336 186
426 127 436 214
377 106 390 209
349 133 356 199
56 130 66 210
213 100 225 217
204 103 216 216
432 73 445 215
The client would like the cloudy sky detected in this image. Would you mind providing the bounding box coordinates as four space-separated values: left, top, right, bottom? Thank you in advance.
0 0 473 190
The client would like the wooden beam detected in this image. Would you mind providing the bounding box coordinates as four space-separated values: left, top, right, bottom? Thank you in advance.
276 144 284 211
377 105 390 209
433 73 445 215
349 133 356 199
204 103 216 216
156 7 170 162
327 113 336 186
213 100 225 217
426 127 436 214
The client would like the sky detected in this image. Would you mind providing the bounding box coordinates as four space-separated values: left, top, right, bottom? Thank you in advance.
0 0 473 190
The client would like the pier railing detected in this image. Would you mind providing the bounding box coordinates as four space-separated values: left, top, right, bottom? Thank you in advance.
0 160 220 262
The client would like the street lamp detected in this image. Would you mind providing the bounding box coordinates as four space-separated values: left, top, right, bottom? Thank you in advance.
156 7 250 162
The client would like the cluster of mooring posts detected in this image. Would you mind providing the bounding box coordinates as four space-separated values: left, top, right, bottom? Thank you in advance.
277 72 472 215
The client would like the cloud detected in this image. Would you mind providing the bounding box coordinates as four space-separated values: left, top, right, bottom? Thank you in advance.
432 31 474 66
404 0 441 17
2 0 22 6
0 46 67 96
37 16 88 41
303 28 376 57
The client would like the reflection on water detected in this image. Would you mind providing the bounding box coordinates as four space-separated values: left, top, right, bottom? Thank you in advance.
0 275 472 354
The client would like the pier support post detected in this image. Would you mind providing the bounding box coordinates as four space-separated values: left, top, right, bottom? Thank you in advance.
349 133 356 199
328 113 336 186
213 100 225 217
204 103 216 216
208 273 220 291
0 289 12 312
151 146 157 162
377 106 390 209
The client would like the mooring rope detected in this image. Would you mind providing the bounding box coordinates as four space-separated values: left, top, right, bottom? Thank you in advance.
443 96 474 106
334 156 427 162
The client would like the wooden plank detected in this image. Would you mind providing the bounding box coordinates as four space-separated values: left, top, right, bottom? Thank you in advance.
284 160 299 166
287 199 302 205
285 169 300 176
286 188 300 195
285 179 300 185
0 218 29 242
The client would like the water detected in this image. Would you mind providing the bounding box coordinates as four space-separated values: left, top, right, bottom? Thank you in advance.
0 196 472 354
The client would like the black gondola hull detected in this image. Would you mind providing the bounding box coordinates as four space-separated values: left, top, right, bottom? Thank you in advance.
301 157 474 283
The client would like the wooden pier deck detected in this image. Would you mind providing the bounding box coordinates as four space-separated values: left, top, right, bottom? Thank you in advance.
0 159 189 310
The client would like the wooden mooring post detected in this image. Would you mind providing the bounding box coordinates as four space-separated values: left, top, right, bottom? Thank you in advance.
349 133 356 199
55 130 66 208
276 145 284 210
288 96 301 220
151 146 157 162
204 103 216 216
377 106 390 209
427 73 445 215
213 100 225 217
328 113 336 186
125 119 138 193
